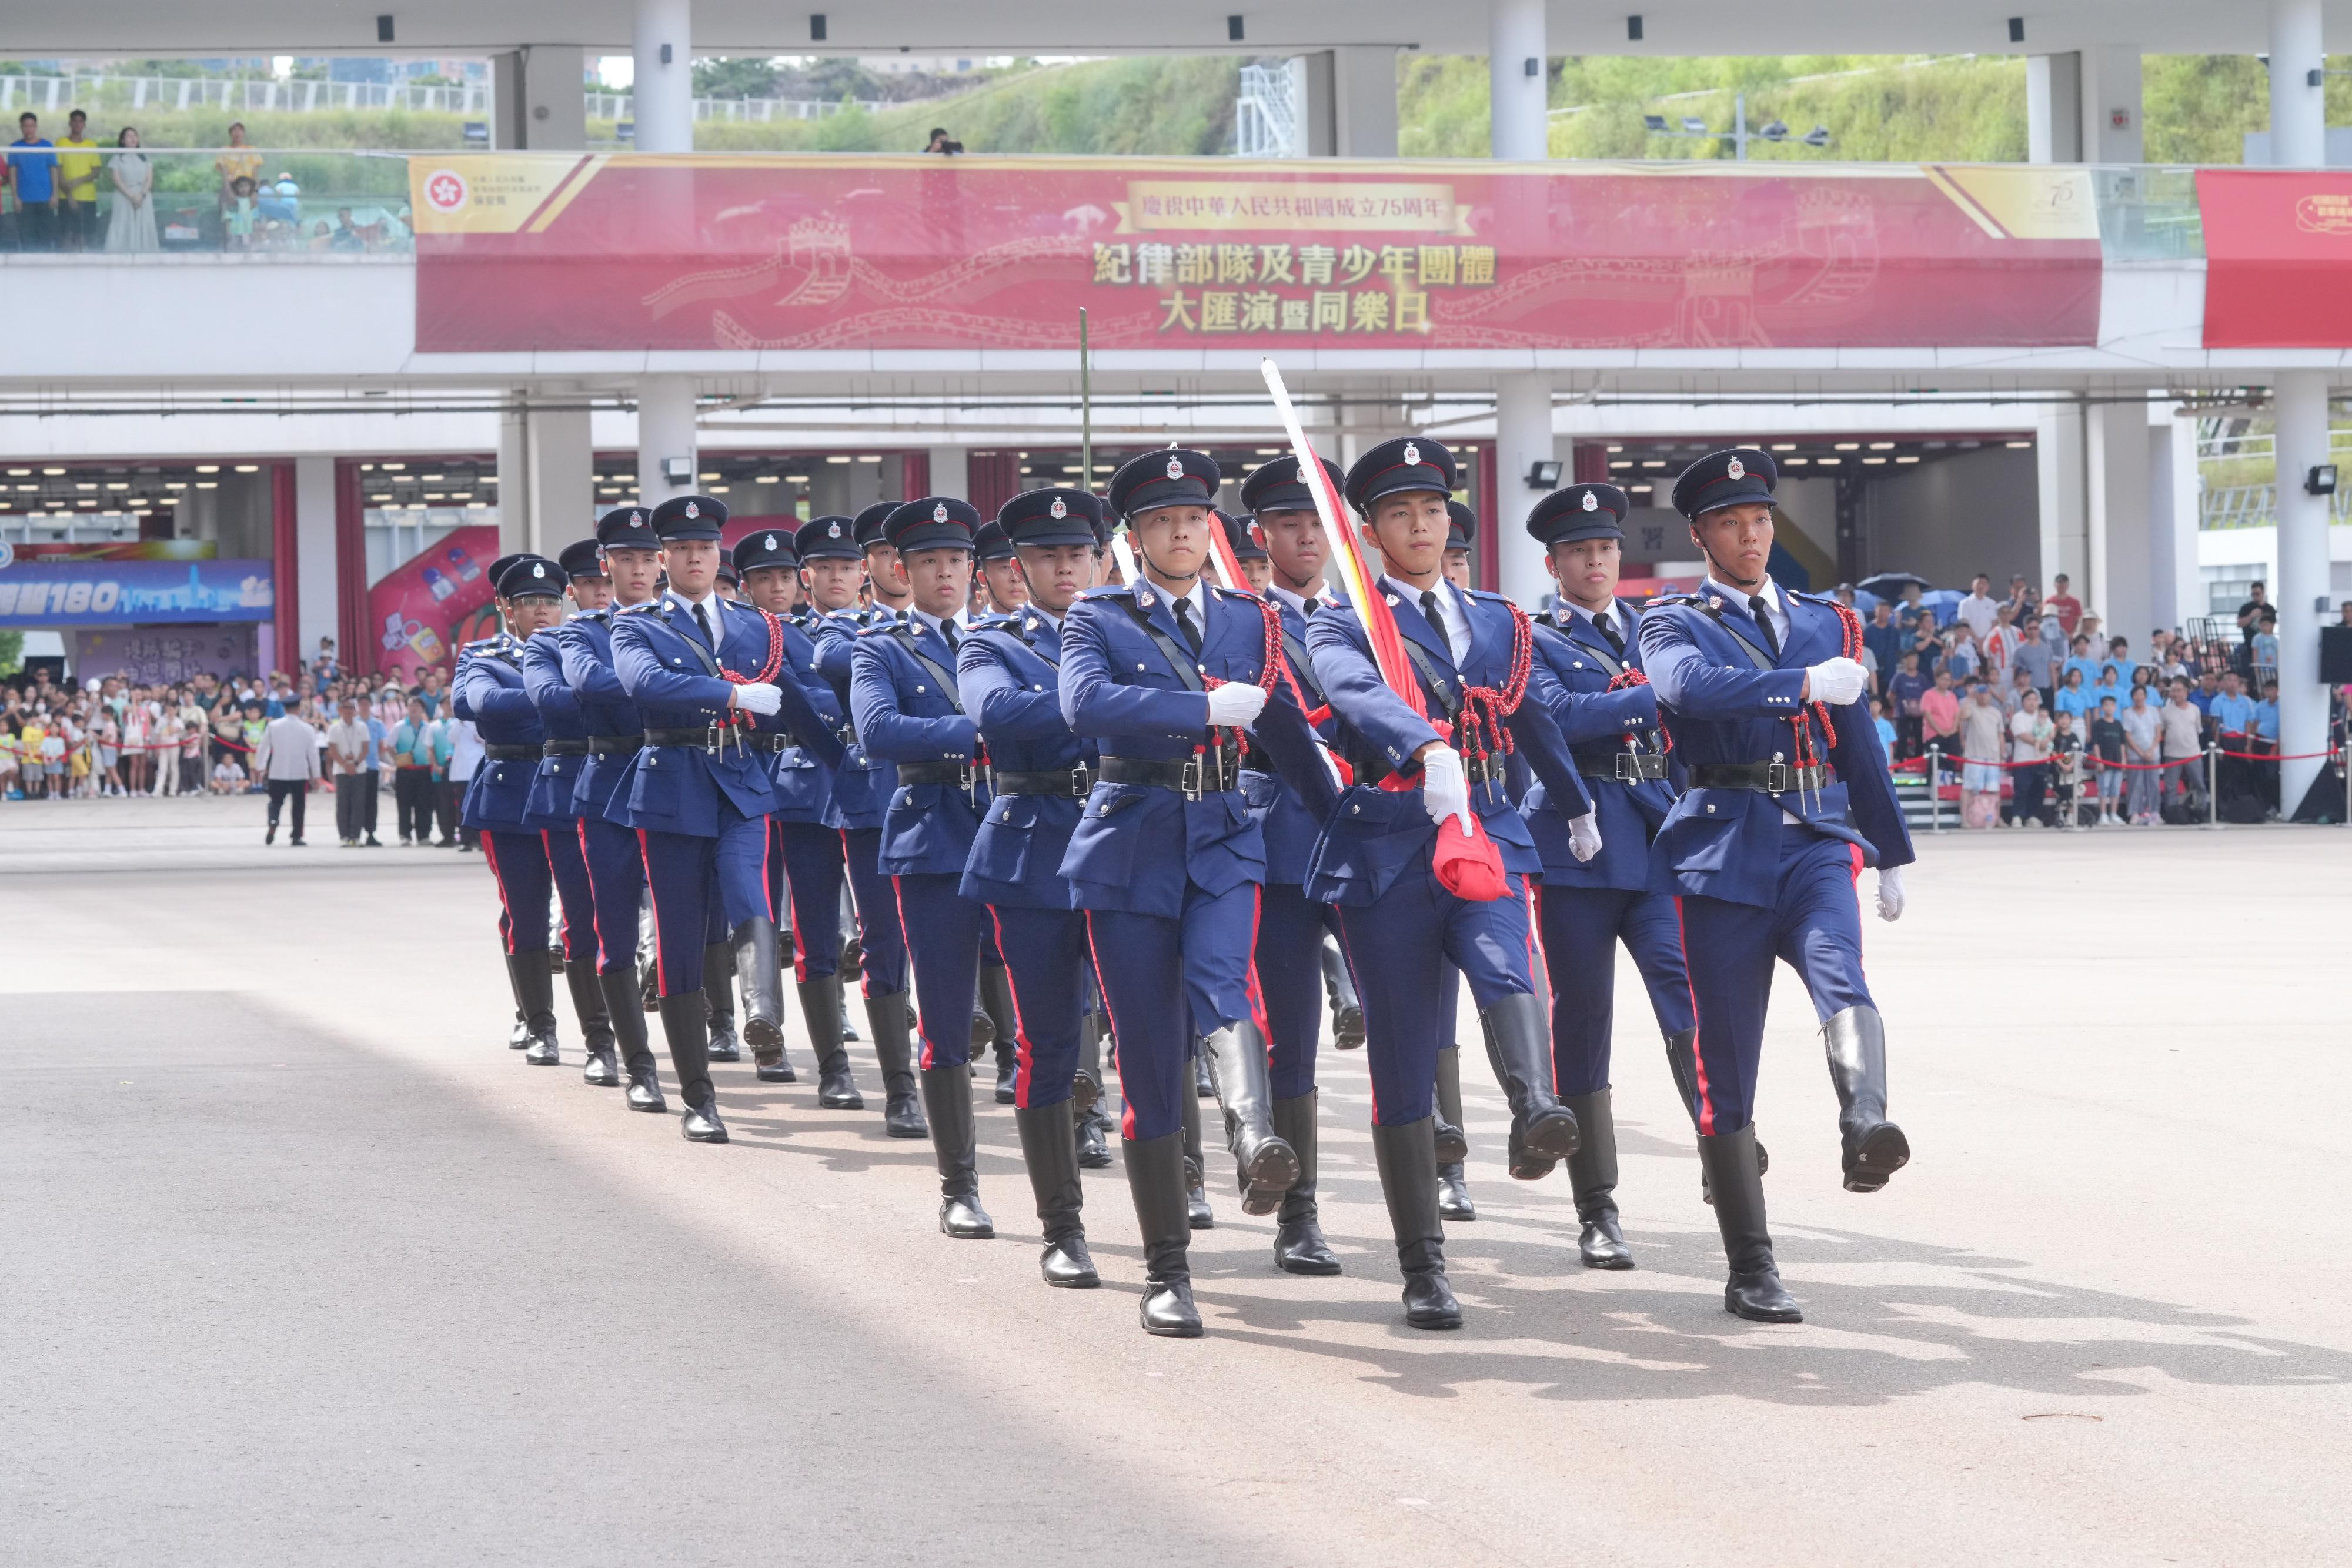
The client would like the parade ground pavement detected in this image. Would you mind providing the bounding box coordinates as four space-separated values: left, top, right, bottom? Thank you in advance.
4 795 2346 1566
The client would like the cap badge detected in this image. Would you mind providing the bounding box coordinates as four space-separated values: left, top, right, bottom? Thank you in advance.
532 563 546 579
1726 456 1746 480
1581 490 1599 512
1049 498 1067 519
931 503 950 523
1403 442 1421 466
629 513 644 528
764 534 777 549
1165 456 1185 482
683 500 700 519
827 521 842 538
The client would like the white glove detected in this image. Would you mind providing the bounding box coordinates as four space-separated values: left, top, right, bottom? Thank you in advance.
1204 683 1268 729
1875 864 1905 923
1568 811 1603 864
1805 656 1868 707
1418 745 1473 833
732 682 784 716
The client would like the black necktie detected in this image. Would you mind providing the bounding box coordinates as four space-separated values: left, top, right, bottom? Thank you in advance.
1173 597 1203 656
1748 594 1780 660
1421 590 1446 653
693 602 714 648
1302 594 1320 616
941 620 961 653
1595 612 1628 659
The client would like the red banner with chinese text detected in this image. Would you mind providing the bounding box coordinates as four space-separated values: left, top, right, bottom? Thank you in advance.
409 156 2100 355
2198 169 2352 347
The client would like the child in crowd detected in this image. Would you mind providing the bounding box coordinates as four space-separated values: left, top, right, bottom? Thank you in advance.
212 755 248 795
2089 694 2127 825
2049 710 2083 828
227 175 258 249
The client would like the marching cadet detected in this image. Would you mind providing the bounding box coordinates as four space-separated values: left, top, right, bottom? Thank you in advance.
957 487 1110 1286
974 518 1030 616
848 497 997 1239
556 506 671 1113
1442 500 1476 592
1219 509 1275 594
456 554 570 1065
811 514 925 1138
517 538 620 1085
714 547 740 599
1060 449 1324 1338
964 520 1029 1101
610 494 792 1144
1518 483 1698 1268
1304 436 1601 1330
854 500 914 617
1639 447 1914 1323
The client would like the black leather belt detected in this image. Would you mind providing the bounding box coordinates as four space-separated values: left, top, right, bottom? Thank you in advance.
541 739 588 757
1691 761 1831 794
1100 748 1241 798
1464 753 1508 788
739 734 790 754
484 743 539 761
643 727 714 747
1578 751 1670 783
898 760 981 789
586 735 636 756
991 765 1094 798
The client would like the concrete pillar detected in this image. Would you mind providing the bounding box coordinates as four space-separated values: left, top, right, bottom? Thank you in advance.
2270 0 2327 168
526 406 594 554
2271 370 2333 805
2036 402 2089 590
1491 374 1555 608
2078 46 2143 164
2026 54 2082 163
927 444 970 502
1488 0 1549 162
1304 46 1399 157
2086 400 2154 652
496 399 530 556
632 0 694 153
2148 407 2201 633
492 45 587 149
635 375 699 511
293 455 339 671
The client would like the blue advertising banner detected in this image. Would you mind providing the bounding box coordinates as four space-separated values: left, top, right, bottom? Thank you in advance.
0 558 274 626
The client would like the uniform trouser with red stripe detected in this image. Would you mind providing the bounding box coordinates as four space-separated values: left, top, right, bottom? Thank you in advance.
1254 880 1334 1102
1336 865 1539 1128
890 872 985 1069
840 826 910 997
1084 880 1259 1144
774 821 845 982
542 821 599 965
1671 830 1872 1136
1537 883 1695 1099
481 829 553 954
639 804 775 998
988 904 1089 1110
578 813 645 976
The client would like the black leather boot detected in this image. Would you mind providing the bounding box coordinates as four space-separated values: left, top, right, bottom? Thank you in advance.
1432 1043 1470 1163
1562 1088 1632 1268
919 1066 994 1238
1480 991 1577 1179
1369 1116 1461 1329
600 970 666 1112
1823 1005 1909 1193
800 975 863 1108
1123 1131 1202 1336
1665 1027 1769 1203
657 993 727 1143
733 919 794 1083
980 962 1021 1104
1322 936 1365 1051
1200 1018 1299 1216
866 989 927 1138
637 953 660 1014
1013 1101 1097 1287
1179 1085 1214 1229
1271 1092 1339 1275
1698 1125 1799 1321
507 1012 530 1051
1073 1012 1113 1169
567 962 619 1085
702 944 740 1062
507 951 560 1065
1193 1052 1214 1099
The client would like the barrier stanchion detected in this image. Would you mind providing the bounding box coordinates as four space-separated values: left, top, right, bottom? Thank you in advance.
1927 744 1942 833
2204 743 2221 830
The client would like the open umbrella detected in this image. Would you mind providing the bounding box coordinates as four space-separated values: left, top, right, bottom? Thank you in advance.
1857 570 1933 599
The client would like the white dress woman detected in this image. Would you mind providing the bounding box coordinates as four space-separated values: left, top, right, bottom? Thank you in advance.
105 129 159 253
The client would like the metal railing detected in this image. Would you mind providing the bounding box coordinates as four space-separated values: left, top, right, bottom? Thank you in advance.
0 151 413 255
2199 483 2352 530
584 92 884 124
0 74 883 126
1234 61 1302 159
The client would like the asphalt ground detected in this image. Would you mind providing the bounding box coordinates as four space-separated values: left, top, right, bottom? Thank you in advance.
3 795 2346 1565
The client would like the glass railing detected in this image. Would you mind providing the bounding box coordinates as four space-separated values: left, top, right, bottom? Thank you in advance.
0 148 413 254
2089 165 2205 262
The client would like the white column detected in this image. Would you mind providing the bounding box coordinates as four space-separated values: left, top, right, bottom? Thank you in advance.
2270 0 2327 168
293 455 339 668
2272 370 2333 805
2026 54 2082 163
1333 46 1399 156
496 399 530 556
1492 374 1555 608
2086 400 2154 650
632 0 694 153
1488 0 1549 162
2036 402 2088 590
927 444 969 501
526 406 594 553
636 375 699 510
492 45 587 149
2148 407 2201 632
2078 46 2143 164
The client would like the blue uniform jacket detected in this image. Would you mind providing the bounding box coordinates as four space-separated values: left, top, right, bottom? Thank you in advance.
1057 581 1323 918
812 606 899 831
958 609 1097 911
1525 600 1679 892
848 616 988 878
610 594 784 838
519 628 588 829
763 614 843 825
1637 586 1916 908
1242 593 1343 887
1302 581 1591 907
553 609 642 824
452 633 542 832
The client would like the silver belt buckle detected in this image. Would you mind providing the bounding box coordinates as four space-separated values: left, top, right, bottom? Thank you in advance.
1764 760 1791 794
1180 754 1204 800
1613 751 1639 783
1070 765 1092 798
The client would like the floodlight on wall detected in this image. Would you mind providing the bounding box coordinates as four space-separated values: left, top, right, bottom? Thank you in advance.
1680 116 1708 133
2308 463 2338 496
1802 126 1831 148
1760 120 1789 141
1525 459 1563 490
1643 114 1668 132
662 457 694 485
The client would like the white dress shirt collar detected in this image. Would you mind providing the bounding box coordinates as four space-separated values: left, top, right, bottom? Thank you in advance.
1386 574 1472 664
1706 574 1788 644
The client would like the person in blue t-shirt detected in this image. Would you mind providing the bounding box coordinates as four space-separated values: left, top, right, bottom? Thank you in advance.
2061 633 2101 691
2208 670 2256 739
8 112 59 251
2252 683 2280 743
2054 667 2096 729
